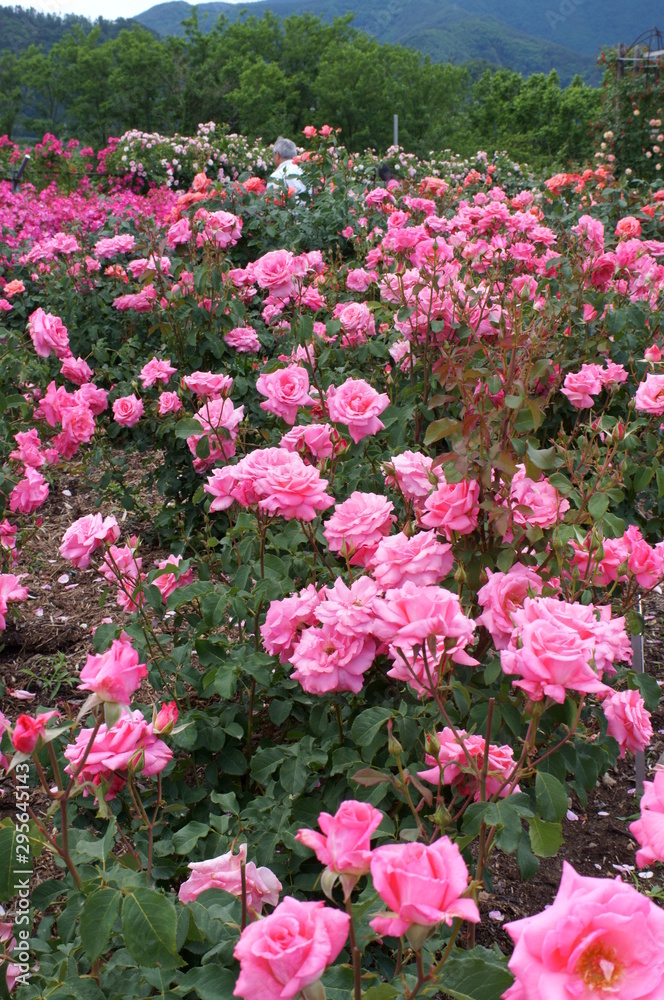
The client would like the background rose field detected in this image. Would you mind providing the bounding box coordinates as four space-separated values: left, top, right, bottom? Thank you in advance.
2 122 664 999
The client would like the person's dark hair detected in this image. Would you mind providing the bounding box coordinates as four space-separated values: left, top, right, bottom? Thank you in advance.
378 163 395 183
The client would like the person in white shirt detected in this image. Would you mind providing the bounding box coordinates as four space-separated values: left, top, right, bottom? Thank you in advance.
267 136 308 196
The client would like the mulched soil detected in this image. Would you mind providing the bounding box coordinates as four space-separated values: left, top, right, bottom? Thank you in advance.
1 449 663 961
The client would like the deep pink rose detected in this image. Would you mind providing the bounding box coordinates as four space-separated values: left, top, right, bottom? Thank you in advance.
290 625 375 694
420 478 479 538
561 364 604 407
261 584 322 663
78 637 147 704
369 530 454 589
504 862 664 999
0 573 28 629
225 326 261 353
59 513 120 569
158 391 183 415
630 770 664 867
140 357 176 388
28 308 71 359
296 800 383 894
324 491 395 565
179 843 281 914
9 467 48 514
74 383 108 415
256 366 314 425
417 726 519 800
60 356 93 386
12 710 59 753
635 373 664 415
370 837 479 937
477 565 545 650
252 249 307 298
327 377 389 443
233 896 349 1000
113 394 144 428
602 688 652 758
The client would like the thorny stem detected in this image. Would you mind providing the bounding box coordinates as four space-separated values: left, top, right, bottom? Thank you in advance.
345 897 362 1000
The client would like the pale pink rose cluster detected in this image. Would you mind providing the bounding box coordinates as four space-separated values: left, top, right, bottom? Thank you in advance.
9 428 58 470
561 360 628 408
204 447 334 522
570 523 664 589
63 707 172 800
32 378 105 463
78 637 147 705
179 842 281 915
504 862 664 1000
501 596 631 703
418 726 519 800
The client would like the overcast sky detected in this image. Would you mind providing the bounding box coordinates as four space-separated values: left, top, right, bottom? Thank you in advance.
0 0 259 18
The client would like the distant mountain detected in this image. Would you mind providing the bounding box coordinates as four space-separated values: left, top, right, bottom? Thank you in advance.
136 0 661 81
0 5 140 52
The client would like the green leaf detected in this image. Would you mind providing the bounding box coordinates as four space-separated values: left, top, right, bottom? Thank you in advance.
424 418 461 444
121 889 179 968
438 946 513 1000
177 965 237 999
350 707 392 747
587 493 610 519
528 817 563 857
526 444 557 470
633 466 654 492
80 888 121 963
175 418 204 439
535 771 568 823
516 828 540 879
251 746 287 784
363 987 399 999
0 825 17 902
631 671 661 713
172 821 210 854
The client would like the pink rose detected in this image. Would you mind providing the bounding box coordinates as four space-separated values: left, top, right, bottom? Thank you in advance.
420 478 480 538
78 637 147 704
508 469 569 530
233 896 349 1000
324 491 395 566
327 377 389 443
60 356 93 386
62 404 95 445
113 394 144 427
12 710 59 753
224 326 261 353
153 700 178 735
255 453 334 521
256 366 314 425
59 513 120 569
140 357 176 388
333 301 376 347
74 383 108 415
158 391 183 415
561 363 604 408
645 343 662 362
296 800 383 894
418 726 519 800
261 584 323 662
151 554 195 600
182 371 233 399
9 467 48 514
280 423 337 462
504 862 664 999
9 429 46 468
369 837 480 938
290 626 375 694
369 530 453 589
0 573 29 629
635 373 664 415
186 398 244 471
477 565 544 650
602 688 652 758
383 450 442 502
630 770 664 867
627 538 664 588
28 308 71 359
179 843 281 915
252 249 307 299
315 576 381 636
616 215 641 238
166 217 192 247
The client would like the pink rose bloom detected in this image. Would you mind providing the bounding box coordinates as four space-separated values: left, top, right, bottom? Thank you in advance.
78 637 147 704
61 404 95 445
74 383 108 415
616 215 642 238
327 377 389 443
35 381 75 427
198 210 243 248
204 465 238 512
0 520 17 554
261 584 323 662
252 249 307 299
167 217 192 247
504 861 664 1000
182 371 233 399
370 837 480 938
113 394 144 428
28 307 71 359
9 467 48 514
383 450 442 502
153 701 178 735
477 565 544 650
158 391 182 415
324 491 395 566
94 233 136 258
601 361 628 387
233 896 349 1000
12 710 59 753
346 268 376 292
60 356 93 386
179 843 281 914
290 625 376 694
113 286 157 312
9 429 46 468
152 555 195 600
0 922 21 992
280 423 337 462
602 688 652 758
224 326 261 353
0 573 29 629
635 373 664 415
420 478 480 539
256 453 334 521
59 513 120 569
315 576 381 636
333 301 376 347
630 770 664 867
561 363 604 407
508 470 569 530
369 530 454 589
645 343 662 362
256 366 314 425
64 708 171 798
627 537 664 588
296 800 383 893
186 398 244 471
418 726 519 800
140 357 176 388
